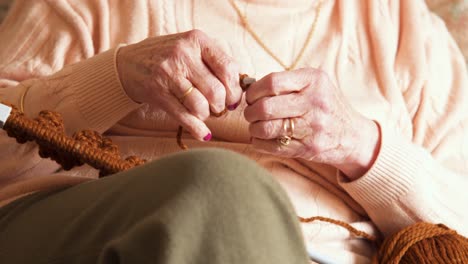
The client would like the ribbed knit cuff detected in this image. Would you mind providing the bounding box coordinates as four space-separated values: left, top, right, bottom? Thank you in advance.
338 122 429 210
71 46 140 132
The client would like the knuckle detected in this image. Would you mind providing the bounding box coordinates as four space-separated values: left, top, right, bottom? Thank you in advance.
215 55 231 66
203 86 216 101
213 80 227 98
193 99 210 120
313 95 331 112
226 59 239 73
244 106 257 122
159 60 172 75
258 100 273 120
222 59 239 80
206 81 226 101
185 29 205 41
262 121 276 138
212 56 238 82
220 57 238 73
171 42 189 58
264 72 276 86
315 69 329 84
265 72 280 94
314 113 329 131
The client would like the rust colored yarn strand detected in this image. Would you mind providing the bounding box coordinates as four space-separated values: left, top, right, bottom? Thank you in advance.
299 216 378 242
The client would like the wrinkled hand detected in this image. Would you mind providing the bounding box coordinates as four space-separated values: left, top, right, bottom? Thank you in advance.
117 30 243 141
244 68 381 180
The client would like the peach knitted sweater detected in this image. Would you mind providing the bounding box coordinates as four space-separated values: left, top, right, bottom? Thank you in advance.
0 0 467 262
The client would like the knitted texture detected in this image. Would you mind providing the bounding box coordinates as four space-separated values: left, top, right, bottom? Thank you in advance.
2 103 145 177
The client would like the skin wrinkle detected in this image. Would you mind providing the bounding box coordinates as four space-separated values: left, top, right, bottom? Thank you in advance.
240 65 378 176
117 30 243 140
1 1 467 261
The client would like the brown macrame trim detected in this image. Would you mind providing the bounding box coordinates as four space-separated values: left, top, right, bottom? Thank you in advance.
1 104 146 177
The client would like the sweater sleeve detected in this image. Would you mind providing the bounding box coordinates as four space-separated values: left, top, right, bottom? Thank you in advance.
339 0 468 237
0 0 139 184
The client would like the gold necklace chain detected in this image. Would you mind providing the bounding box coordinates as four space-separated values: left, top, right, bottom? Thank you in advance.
229 0 323 71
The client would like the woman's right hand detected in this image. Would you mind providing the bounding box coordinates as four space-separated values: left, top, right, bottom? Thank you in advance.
116 29 243 141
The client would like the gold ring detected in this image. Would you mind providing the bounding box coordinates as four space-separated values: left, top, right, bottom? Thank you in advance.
277 136 291 146
179 86 194 104
277 118 295 147
287 118 295 138
282 118 289 136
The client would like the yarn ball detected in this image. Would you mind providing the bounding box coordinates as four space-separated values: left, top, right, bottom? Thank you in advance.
374 222 468 263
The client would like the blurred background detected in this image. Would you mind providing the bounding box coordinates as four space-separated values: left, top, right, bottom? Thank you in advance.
1 0 467 64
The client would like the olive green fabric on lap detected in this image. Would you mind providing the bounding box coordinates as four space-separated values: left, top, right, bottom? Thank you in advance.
0 149 309 264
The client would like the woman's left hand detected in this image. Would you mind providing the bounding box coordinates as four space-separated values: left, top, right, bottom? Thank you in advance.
244 68 381 180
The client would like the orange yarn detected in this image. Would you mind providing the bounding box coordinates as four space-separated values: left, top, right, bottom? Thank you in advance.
299 216 378 242
1 72 467 262
374 222 468 263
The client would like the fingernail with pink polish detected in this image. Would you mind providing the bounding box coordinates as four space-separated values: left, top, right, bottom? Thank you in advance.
203 133 212 141
227 102 239 111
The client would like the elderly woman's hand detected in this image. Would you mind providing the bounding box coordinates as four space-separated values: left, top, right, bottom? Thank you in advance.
117 30 243 141
244 68 381 180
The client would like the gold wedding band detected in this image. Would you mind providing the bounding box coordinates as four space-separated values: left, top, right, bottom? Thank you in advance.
278 118 295 147
282 118 288 135
287 118 295 138
281 117 295 138
179 86 194 104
